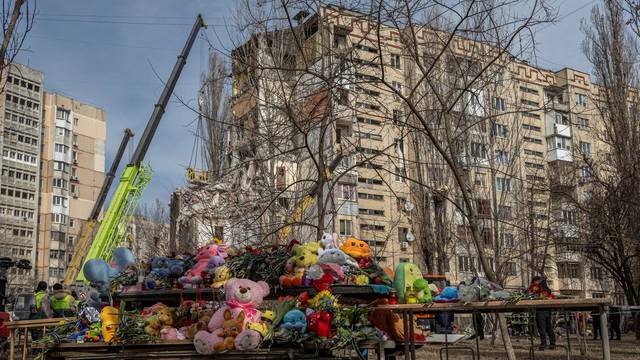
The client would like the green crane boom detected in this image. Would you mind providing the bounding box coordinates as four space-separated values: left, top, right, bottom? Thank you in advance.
76 15 206 281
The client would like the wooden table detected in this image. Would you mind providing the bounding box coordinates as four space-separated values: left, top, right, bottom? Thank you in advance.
6 318 66 360
38 339 398 360
376 298 613 360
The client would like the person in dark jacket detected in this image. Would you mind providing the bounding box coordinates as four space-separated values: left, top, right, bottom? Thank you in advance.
528 276 556 350
609 306 621 340
592 310 601 340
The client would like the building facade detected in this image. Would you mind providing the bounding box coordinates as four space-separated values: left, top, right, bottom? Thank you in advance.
227 6 616 299
36 92 106 285
0 63 44 294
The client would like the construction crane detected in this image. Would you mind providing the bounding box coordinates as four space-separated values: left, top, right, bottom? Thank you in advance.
63 129 134 285
70 15 206 282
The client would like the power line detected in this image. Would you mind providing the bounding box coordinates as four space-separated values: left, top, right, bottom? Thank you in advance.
36 17 231 27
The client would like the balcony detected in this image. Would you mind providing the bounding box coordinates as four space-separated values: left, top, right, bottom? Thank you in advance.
548 148 573 162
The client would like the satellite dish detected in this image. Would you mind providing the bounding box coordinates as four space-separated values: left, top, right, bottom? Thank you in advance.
404 201 415 212
406 231 416 242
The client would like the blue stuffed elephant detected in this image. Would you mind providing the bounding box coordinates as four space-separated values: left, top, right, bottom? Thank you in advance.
83 247 135 293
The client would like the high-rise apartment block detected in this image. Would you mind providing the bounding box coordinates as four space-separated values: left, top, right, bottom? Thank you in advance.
37 93 106 285
0 64 44 294
228 6 619 300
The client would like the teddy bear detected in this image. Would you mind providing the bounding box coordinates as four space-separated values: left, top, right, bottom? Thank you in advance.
145 306 176 337
280 243 319 287
186 309 213 339
194 278 268 354
145 257 171 290
180 244 228 287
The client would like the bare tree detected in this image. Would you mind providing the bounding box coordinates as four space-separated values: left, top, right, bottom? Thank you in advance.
131 199 170 260
1 0 35 89
580 0 640 337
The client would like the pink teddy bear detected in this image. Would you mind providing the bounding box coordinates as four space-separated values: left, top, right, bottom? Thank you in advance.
194 278 269 354
179 244 227 287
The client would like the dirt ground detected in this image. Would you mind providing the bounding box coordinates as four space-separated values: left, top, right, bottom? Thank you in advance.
414 335 640 359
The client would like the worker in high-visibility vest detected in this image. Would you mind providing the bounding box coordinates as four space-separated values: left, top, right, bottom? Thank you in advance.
49 283 76 318
31 281 52 319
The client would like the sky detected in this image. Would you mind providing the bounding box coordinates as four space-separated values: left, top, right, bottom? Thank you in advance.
16 0 598 209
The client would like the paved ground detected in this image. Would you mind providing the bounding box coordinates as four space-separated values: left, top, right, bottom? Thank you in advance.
414 335 640 359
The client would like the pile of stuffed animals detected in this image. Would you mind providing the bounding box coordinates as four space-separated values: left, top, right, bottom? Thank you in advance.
72 233 521 353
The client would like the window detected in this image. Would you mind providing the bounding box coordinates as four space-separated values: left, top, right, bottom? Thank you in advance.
493 123 508 138
391 81 403 95
562 210 578 225
69 219 75 228
504 262 517 276
390 54 401 69
523 112 540 119
392 109 403 124
358 192 384 201
357 117 381 126
558 262 581 278
592 292 606 299
520 86 539 95
521 99 539 107
523 136 542 144
395 167 407 182
337 183 356 201
496 150 509 165
458 256 475 272
358 177 383 185
52 195 68 207
339 219 352 236
493 97 505 111
498 205 512 219
578 117 589 129
335 125 350 144
56 108 70 121
51 213 67 224
555 112 569 125
470 142 487 159
54 143 69 154
496 177 512 192
275 166 287 190
360 223 385 231
581 166 592 179
53 161 69 172
551 136 571 150
576 93 587 107
360 208 384 216
476 199 491 217
475 173 486 187
49 268 64 277
579 141 592 156
522 124 541 132
398 227 408 242
590 267 603 280
525 162 544 169
501 233 515 248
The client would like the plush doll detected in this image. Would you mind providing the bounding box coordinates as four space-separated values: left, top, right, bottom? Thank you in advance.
413 278 433 303
83 247 135 293
215 309 245 352
246 310 275 337
317 248 359 268
168 259 185 278
186 310 213 340
160 327 186 340
319 232 338 250
281 309 307 333
194 278 268 354
434 287 459 303
206 255 226 275
211 265 232 289
145 306 176 337
340 237 372 260
280 244 318 287
393 262 423 303
307 310 332 337
145 257 171 290
100 306 119 343
180 244 227 287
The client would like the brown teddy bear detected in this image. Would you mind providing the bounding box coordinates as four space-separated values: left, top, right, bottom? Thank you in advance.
186 309 213 340
144 307 176 337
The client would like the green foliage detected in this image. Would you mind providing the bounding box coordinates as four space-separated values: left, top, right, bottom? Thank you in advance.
113 312 155 344
226 246 290 291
